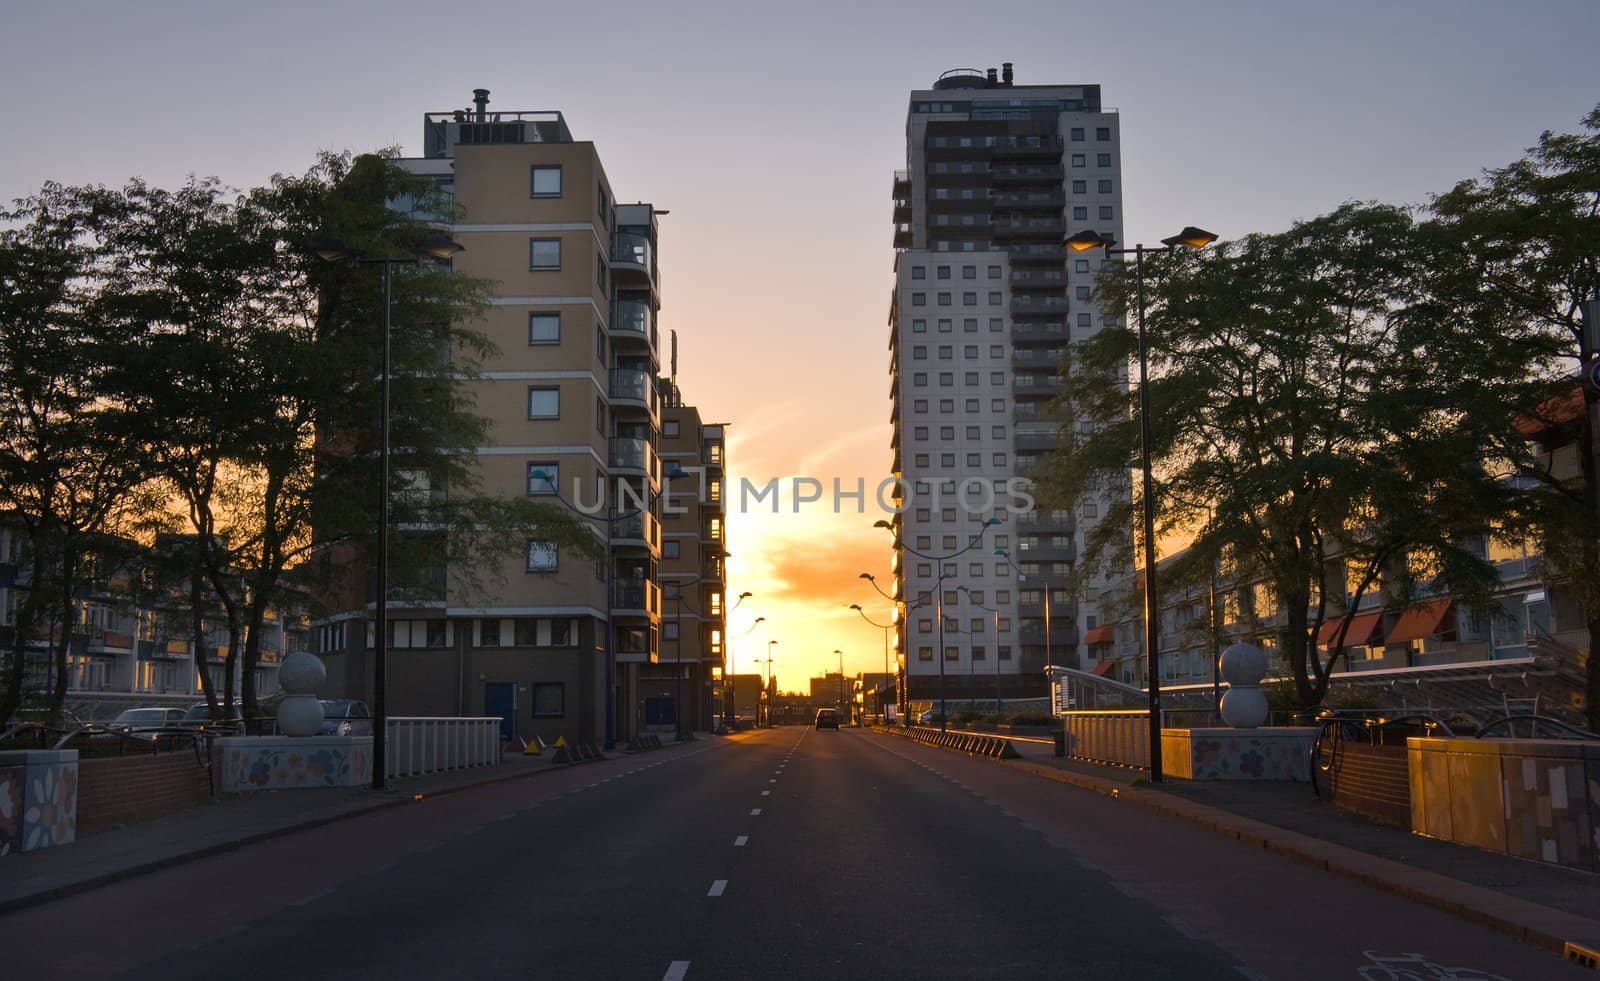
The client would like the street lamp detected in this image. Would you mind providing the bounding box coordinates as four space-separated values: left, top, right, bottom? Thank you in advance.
1062 224 1217 783
728 610 762 730
765 639 778 726
316 234 464 791
833 649 845 720
871 518 1001 732
849 603 896 722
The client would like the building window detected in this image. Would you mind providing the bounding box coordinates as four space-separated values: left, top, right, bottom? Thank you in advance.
479 619 501 647
937 292 952 306
532 683 564 717
987 291 1001 304
913 372 928 387
964 345 979 358
938 372 954 387
938 319 953 333
1098 180 1113 194
940 453 956 467
999 645 1013 661
938 345 953 359
1070 127 1085 141
914 426 929 440
912 319 927 333
1072 180 1087 194
914 453 930 467
1097 153 1112 167
664 419 680 437
912 266 926 280
663 622 680 641
1077 286 1091 299
993 425 1006 439
1071 153 1086 167
1075 259 1091 273
939 399 955 413
1099 206 1114 220
963 318 978 333
937 266 952 279
529 311 560 345
913 345 927 360
962 292 977 306
530 165 562 197
989 318 1002 332
526 541 558 572
913 400 928 413
964 371 979 386
918 646 933 661
530 238 561 270
1096 127 1111 141
528 387 560 419
945 646 959 661
987 265 1001 279
912 292 926 306
527 462 559 495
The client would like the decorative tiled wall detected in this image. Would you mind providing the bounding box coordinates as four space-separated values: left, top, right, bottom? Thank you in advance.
1161 728 1317 781
215 736 373 793
1408 737 1599 872
0 749 79 854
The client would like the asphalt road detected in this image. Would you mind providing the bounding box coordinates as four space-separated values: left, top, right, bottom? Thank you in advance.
0 727 1587 980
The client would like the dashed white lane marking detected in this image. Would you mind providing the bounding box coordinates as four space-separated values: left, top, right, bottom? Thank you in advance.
761 790 771 796
768 779 777 783
734 835 749 847
663 960 690 981
707 880 728 897
750 808 762 816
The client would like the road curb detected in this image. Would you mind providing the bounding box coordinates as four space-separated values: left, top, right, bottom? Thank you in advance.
872 729 1600 964
0 742 694 917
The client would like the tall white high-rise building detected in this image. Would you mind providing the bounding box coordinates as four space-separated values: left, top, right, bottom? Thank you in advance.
887 64 1127 707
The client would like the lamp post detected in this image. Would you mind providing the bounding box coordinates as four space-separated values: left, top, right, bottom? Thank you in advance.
765 639 778 726
849 603 895 722
870 517 1000 732
727 611 762 730
833 649 845 720
316 234 464 791
958 586 1003 713
1063 225 1217 783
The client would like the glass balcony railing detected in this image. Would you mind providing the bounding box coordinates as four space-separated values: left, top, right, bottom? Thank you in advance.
612 233 653 272
609 437 660 482
612 511 661 551
611 300 651 338
609 368 652 405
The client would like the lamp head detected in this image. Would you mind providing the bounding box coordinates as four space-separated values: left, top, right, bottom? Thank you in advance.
1063 230 1108 253
849 604 862 611
993 547 1009 557
872 519 893 530
739 591 753 599
754 616 765 624
858 572 874 581
415 234 465 260
1160 226 1218 250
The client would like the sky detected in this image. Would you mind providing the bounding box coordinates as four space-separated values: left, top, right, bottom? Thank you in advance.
3 0 1598 687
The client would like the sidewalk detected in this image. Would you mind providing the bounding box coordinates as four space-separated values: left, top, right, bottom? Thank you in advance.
0 741 685 916
901 730 1600 960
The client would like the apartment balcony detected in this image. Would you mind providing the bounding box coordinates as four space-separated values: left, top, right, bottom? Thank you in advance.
893 196 913 223
1010 268 1065 286
1007 242 1069 264
612 233 656 290
991 190 1065 211
609 437 660 484
993 217 1065 242
613 580 662 619
1017 542 1076 564
992 138 1064 161
1017 511 1073 534
610 300 658 351
894 222 912 249
609 368 656 415
1011 323 1069 344
1012 295 1069 316
1014 429 1060 453
612 510 662 554
1012 348 1064 369
892 169 911 197
702 433 724 470
992 165 1063 184
1014 403 1046 422
1013 375 1063 397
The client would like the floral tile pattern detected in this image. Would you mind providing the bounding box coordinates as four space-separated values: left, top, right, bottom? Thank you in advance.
0 763 22 856
218 737 374 793
0 751 79 853
1164 729 1316 782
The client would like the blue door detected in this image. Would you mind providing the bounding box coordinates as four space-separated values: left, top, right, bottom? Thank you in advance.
644 696 676 728
484 682 516 741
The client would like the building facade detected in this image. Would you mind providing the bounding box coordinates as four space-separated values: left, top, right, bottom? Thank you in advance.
316 90 727 748
888 65 1127 706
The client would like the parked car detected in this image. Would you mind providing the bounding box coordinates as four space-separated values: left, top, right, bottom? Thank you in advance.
319 699 373 736
815 708 841 730
178 702 245 733
106 707 185 734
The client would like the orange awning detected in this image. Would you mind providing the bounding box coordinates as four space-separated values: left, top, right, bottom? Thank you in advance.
1091 659 1118 677
1386 598 1452 645
1514 387 1585 439
1316 610 1383 648
1082 626 1115 645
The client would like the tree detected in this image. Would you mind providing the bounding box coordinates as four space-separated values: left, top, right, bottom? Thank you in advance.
1432 105 1600 728
1043 203 1559 710
0 184 152 724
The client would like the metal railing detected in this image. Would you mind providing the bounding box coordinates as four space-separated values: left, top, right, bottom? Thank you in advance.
386 717 501 779
1061 710 1149 767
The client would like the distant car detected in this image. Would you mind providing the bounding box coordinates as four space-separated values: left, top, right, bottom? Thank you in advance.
178 702 245 732
319 699 373 736
107 707 185 734
815 708 840 730
917 708 948 725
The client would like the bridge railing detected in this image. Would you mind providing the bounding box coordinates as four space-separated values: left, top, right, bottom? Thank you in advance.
386 717 501 779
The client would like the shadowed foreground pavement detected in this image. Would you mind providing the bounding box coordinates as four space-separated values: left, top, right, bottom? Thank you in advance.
0 727 1585 980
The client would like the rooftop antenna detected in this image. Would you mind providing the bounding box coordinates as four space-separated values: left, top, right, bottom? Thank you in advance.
670 329 679 383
